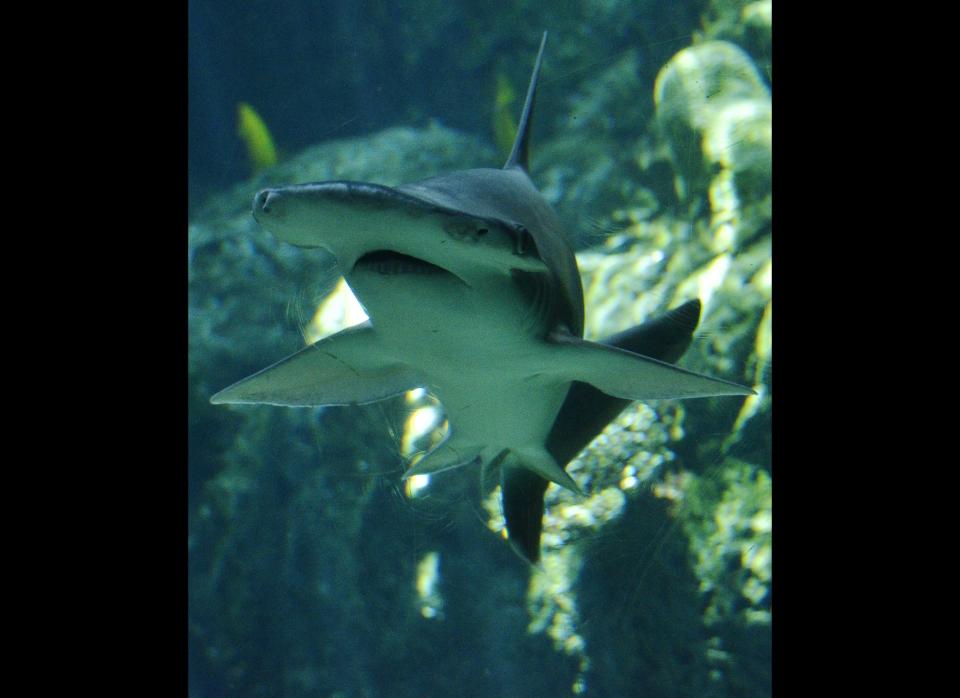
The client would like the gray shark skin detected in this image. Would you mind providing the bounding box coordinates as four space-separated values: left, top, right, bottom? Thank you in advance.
211 33 754 563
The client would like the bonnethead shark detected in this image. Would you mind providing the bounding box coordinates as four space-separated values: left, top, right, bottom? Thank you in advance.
211 33 754 563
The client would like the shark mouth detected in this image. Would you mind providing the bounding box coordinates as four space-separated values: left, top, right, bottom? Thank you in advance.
353 250 446 276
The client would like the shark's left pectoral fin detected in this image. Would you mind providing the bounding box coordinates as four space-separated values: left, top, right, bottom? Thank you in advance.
548 331 755 401
211 322 423 407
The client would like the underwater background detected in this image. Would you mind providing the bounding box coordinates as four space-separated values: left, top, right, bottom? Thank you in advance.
188 0 771 696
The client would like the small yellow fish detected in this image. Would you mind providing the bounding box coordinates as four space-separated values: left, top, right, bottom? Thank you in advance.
237 102 277 173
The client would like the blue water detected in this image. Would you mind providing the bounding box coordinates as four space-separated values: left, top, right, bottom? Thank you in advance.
189 1 772 696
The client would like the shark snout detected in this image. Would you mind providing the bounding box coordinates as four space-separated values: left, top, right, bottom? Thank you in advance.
253 189 279 219
249 185 343 252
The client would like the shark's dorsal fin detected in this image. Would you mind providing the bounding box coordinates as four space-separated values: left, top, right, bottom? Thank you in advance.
503 32 548 172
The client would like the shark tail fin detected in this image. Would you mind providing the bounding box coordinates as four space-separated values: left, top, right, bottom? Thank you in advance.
603 299 702 362
500 301 709 564
501 463 549 564
546 299 704 466
500 447 580 564
503 31 548 172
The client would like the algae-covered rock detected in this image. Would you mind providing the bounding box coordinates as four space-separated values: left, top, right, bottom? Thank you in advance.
655 40 771 250
702 0 773 75
645 33 772 481
517 31 772 697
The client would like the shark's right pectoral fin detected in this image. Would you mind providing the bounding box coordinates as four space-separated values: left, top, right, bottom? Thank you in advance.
548 331 755 401
210 322 423 407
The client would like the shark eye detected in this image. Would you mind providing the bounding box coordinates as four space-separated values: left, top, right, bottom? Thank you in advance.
477 228 488 236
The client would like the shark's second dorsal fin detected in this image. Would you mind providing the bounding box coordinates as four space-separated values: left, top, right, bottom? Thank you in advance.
503 31 548 172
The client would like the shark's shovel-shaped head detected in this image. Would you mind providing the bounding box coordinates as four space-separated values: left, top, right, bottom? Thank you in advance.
212 33 754 564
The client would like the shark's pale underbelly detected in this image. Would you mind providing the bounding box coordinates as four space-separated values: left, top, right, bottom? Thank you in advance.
347 265 566 448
